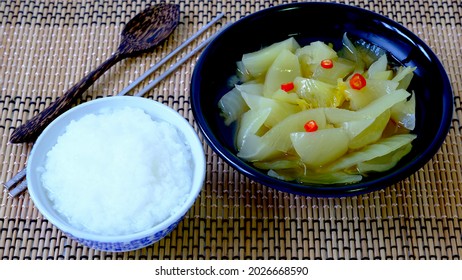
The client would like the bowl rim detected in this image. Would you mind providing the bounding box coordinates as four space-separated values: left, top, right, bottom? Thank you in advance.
27 96 206 242
191 2 454 197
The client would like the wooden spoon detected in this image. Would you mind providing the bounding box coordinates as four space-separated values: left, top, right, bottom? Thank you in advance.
9 4 180 143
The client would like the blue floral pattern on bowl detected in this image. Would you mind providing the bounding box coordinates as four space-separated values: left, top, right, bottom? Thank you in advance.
65 217 183 252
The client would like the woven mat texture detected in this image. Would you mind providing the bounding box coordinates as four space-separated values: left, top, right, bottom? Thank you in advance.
1 0 461 260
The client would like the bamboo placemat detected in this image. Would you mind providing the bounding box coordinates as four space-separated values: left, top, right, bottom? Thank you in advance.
1 0 461 260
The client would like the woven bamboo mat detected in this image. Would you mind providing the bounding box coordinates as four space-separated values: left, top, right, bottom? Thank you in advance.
0 0 461 260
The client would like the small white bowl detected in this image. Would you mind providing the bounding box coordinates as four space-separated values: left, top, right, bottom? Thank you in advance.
26 96 206 252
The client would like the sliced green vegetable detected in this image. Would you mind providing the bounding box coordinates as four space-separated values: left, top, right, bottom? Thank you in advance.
357 143 412 173
236 108 271 150
297 171 363 184
263 49 301 97
218 88 248 125
323 134 416 172
294 77 345 108
261 108 326 152
291 128 349 168
241 92 300 127
242 37 300 78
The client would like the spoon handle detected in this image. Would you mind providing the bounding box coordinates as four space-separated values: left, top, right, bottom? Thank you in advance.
9 53 123 143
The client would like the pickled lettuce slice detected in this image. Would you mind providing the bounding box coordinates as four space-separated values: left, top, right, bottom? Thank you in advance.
271 89 310 110
325 88 407 125
364 79 399 98
263 49 301 97
357 143 412 173
312 57 355 85
291 128 349 168
392 66 416 89
296 41 337 64
324 107 364 124
356 89 410 119
296 41 338 76
242 37 300 78
339 35 387 70
344 79 400 110
341 118 375 139
254 158 302 170
323 134 416 172
218 88 248 125
236 60 252 82
235 82 263 96
294 77 345 108
366 55 388 79
241 92 300 127
261 108 326 152
297 172 362 184
391 92 416 130
338 33 365 73
236 108 271 150
346 110 391 149
237 134 279 162
267 169 362 184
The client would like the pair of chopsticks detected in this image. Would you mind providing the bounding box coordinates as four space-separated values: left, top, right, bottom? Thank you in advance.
3 13 226 197
119 12 225 97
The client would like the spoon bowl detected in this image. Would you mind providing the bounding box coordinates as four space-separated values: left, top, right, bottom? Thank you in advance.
119 4 180 57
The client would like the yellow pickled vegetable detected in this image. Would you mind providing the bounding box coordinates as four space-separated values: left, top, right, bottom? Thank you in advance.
291 128 349 168
263 49 301 97
242 37 300 78
261 108 326 152
218 35 417 185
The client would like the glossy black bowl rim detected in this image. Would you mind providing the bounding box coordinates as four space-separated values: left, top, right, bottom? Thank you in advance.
191 2 454 197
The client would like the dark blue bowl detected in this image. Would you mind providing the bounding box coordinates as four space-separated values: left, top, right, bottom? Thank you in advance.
190 3 453 197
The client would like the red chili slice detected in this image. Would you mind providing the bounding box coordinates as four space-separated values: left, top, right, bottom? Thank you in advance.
320 59 334 69
304 120 318 132
349 73 367 90
281 82 295 92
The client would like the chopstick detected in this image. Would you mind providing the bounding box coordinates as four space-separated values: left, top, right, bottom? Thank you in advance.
132 21 230 97
117 12 224 96
3 168 28 197
3 14 227 197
